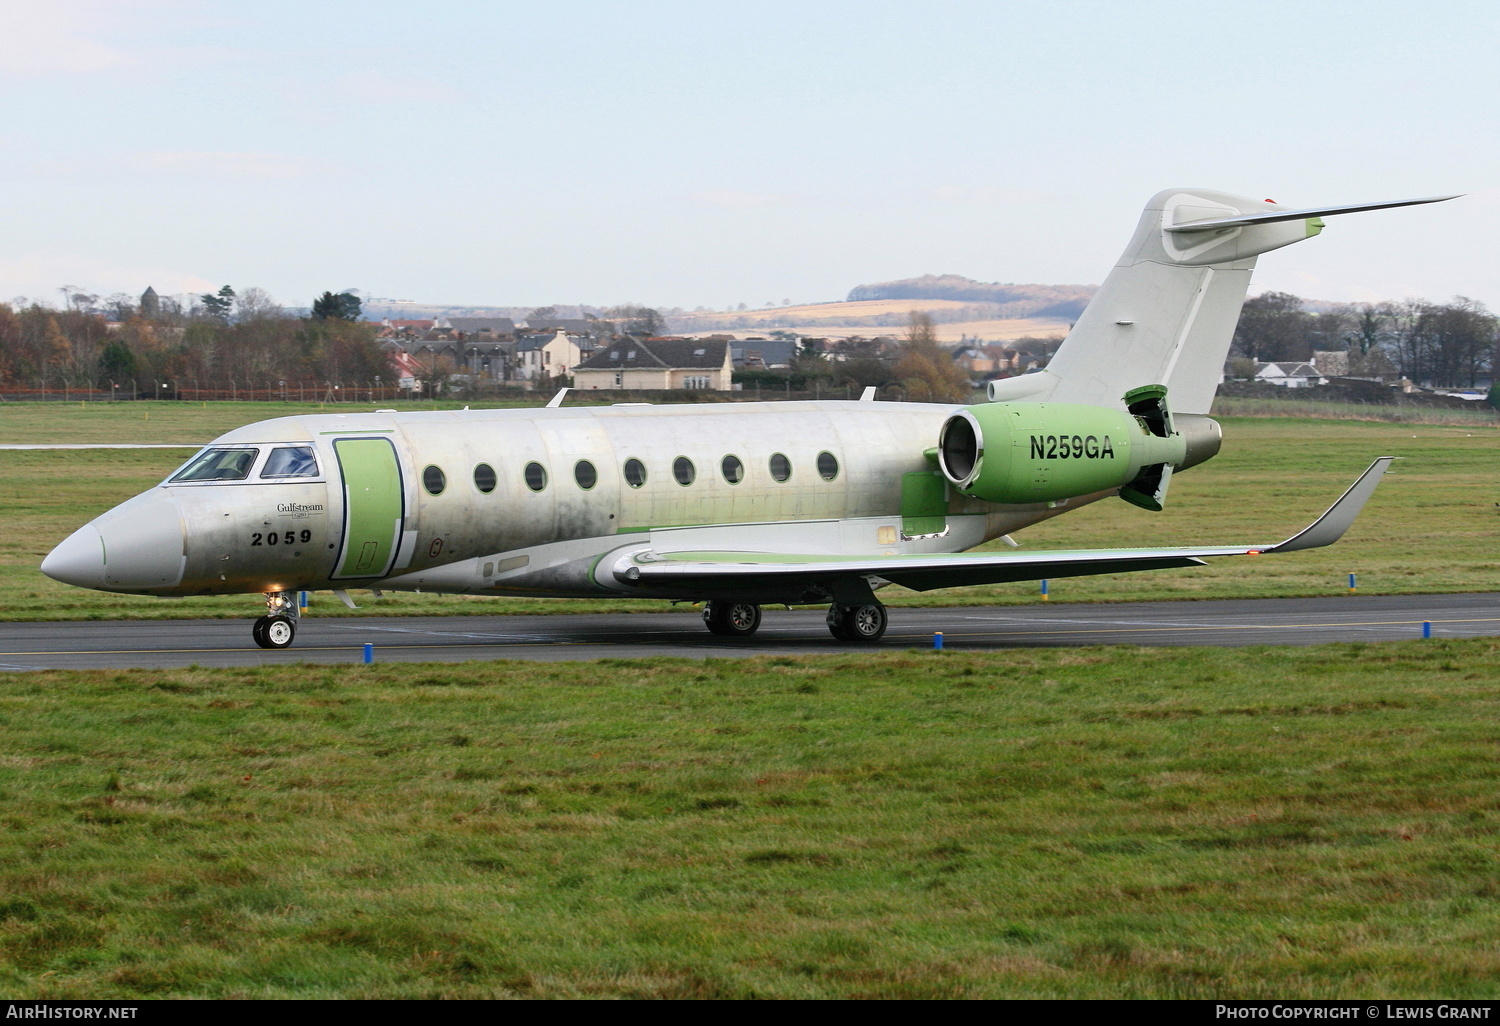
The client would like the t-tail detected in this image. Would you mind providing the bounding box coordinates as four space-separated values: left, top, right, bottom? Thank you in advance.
986 188 1459 414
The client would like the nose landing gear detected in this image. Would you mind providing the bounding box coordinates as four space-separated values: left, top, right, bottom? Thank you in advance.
253 590 299 649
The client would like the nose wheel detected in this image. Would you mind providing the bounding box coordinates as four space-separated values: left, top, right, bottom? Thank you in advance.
253 591 300 649
253 615 296 649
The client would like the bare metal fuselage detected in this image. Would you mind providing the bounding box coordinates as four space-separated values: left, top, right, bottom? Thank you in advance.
53 400 1109 605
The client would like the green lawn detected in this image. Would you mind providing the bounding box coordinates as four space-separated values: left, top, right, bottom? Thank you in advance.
0 644 1495 998
4 401 1496 999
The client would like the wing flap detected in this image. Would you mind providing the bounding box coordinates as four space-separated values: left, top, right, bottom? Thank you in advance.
614 458 1394 593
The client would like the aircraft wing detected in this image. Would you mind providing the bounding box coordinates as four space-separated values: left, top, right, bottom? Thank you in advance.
615 458 1393 593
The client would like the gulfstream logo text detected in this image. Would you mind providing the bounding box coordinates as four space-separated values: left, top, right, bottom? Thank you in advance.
1030 435 1115 460
277 503 324 513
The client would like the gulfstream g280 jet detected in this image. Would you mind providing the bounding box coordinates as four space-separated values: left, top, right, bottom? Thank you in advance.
42 188 1453 648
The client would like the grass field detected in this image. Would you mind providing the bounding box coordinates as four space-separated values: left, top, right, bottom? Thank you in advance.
3 402 1497 999
2 401 1497 620
0 643 1496 998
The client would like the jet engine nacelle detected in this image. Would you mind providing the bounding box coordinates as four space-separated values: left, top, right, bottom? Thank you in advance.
936 388 1214 510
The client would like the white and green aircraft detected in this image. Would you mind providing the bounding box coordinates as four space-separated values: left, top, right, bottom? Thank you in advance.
41 188 1454 648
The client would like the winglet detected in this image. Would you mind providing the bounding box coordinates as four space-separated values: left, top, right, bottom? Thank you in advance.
545 388 569 408
1267 457 1395 553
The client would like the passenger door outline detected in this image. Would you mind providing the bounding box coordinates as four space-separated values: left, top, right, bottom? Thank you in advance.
332 437 405 579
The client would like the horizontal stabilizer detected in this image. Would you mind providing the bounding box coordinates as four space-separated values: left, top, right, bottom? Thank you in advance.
614 459 1395 595
1166 195 1459 234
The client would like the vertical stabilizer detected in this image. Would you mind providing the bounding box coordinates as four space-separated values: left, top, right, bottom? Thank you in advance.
987 189 1456 415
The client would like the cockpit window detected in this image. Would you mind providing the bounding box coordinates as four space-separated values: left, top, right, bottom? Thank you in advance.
170 447 259 483
261 446 320 479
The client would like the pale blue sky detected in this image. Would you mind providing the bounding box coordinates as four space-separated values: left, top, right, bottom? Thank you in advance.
1 0 1494 311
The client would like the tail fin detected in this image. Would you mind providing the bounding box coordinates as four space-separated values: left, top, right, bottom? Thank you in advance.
987 189 1457 414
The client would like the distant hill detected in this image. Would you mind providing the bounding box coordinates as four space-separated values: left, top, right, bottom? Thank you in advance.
668 299 1073 342
846 275 1094 320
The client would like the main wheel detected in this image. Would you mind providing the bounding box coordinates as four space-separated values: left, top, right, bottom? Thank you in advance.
253 614 296 649
827 602 886 644
703 601 762 637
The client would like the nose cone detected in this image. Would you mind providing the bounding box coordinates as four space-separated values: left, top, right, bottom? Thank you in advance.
41 524 107 590
42 491 186 593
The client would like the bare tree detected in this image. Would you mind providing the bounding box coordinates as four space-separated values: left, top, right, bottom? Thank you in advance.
234 287 282 322
1343 303 1393 355
1232 291 1310 363
58 286 98 315
1382 298 1497 387
102 293 137 321
893 311 971 403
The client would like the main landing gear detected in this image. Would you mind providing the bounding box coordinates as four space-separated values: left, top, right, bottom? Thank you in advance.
698 598 889 644
826 601 887 643
253 590 299 649
703 600 763 637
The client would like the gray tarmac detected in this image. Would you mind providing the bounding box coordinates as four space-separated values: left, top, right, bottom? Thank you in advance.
0 592 1495 670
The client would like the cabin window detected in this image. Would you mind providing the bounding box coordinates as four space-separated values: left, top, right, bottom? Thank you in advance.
169 447 259 483
473 463 497 493
721 455 743 484
623 458 646 488
575 460 598 490
261 446 319 479
423 465 446 495
817 451 839 481
524 462 549 491
769 453 791 482
673 456 695 486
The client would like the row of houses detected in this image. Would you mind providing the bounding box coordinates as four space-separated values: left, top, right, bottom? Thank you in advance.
381 318 1074 393
384 328 736 391
380 317 1457 399
380 322 869 391
1247 350 1401 388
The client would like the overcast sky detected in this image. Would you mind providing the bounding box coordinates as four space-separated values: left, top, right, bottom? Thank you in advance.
1 0 1494 312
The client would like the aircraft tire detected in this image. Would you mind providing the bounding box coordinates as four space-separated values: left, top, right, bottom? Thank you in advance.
828 602 886 644
703 601 762 637
253 614 296 649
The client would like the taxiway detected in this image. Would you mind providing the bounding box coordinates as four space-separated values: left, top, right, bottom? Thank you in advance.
0 593 1493 670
